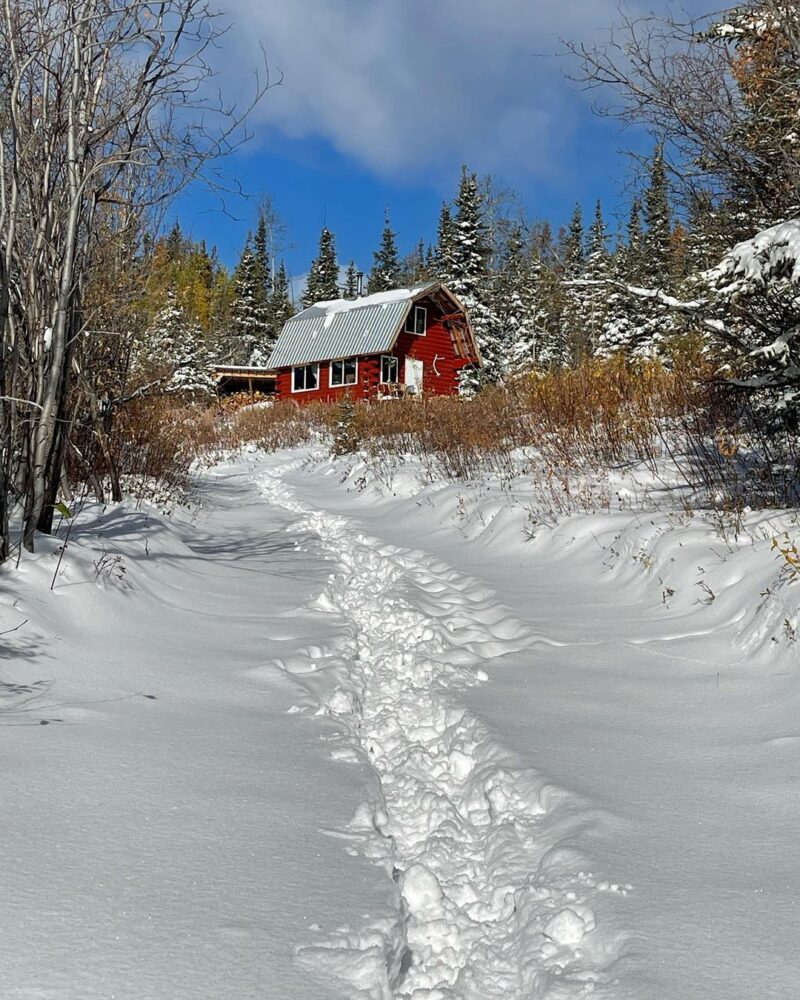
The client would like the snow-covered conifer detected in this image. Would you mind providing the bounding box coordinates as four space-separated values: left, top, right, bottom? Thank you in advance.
136 288 214 397
303 227 339 306
557 203 585 363
433 202 457 283
270 262 294 328
252 213 271 308
368 212 400 293
492 224 542 377
229 243 270 364
343 261 358 299
643 146 673 288
449 167 499 389
695 218 800 415
581 201 612 356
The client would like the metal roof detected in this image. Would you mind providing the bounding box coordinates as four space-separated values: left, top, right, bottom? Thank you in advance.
266 283 438 369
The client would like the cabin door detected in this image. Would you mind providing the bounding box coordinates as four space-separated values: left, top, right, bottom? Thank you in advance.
405 357 424 394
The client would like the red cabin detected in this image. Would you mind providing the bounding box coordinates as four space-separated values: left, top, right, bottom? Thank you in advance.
266 282 480 402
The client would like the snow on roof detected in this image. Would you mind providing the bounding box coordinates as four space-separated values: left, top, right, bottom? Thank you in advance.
213 365 277 374
266 283 442 369
704 219 800 292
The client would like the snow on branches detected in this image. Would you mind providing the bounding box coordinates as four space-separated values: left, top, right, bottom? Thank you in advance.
696 218 800 408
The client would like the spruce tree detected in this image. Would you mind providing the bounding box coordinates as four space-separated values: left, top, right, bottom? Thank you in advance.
252 213 271 308
230 243 270 363
137 288 214 397
302 227 340 306
582 201 612 356
536 264 571 369
597 199 648 358
343 261 359 299
260 261 294 361
449 167 499 389
643 146 673 287
561 203 585 275
165 219 185 261
493 224 542 377
558 203 585 364
368 211 400 293
433 202 457 282
625 198 645 285
685 190 727 273
596 186 678 360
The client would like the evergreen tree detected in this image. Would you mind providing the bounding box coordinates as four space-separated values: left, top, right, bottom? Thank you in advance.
433 202 457 282
269 261 294 333
625 198 645 285
250 260 295 366
303 227 339 306
561 203 585 275
535 263 571 369
252 213 271 308
557 203 585 364
596 198 651 358
136 288 214 397
165 219 185 261
343 261 359 299
643 146 673 287
230 243 270 363
425 244 437 278
368 211 400 293
685 190 729 274
581 201 612 357
449 167 499 389
493 224 543 376
595 242 638 358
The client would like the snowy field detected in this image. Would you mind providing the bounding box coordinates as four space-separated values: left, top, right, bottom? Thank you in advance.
2 447 800 999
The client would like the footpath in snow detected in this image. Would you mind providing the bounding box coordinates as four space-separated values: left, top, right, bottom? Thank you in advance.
2 446 800 999
256 458 629 999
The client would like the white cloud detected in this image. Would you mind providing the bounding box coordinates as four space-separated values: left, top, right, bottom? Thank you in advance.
219 0 703 180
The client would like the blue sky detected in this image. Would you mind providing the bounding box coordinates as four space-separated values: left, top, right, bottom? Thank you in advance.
172 0 707 283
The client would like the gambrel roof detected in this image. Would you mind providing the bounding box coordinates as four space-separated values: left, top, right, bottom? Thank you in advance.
266 282 477 368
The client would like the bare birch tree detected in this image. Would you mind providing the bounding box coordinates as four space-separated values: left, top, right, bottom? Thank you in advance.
568 1 800 226
0 0 268 557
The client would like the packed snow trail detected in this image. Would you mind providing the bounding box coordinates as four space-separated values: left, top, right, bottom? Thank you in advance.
256 461 630 1000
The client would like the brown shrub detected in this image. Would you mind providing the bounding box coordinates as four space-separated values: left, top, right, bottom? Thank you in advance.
93 356 800 511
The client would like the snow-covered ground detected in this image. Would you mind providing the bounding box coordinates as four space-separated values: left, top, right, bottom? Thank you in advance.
2 447 799 999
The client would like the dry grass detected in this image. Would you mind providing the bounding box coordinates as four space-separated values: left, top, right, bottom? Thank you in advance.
99 356 800 513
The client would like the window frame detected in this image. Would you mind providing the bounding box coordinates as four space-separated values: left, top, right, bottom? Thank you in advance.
291 362 320 393
329 357 359 388
404 305 427 336
380 354 399 384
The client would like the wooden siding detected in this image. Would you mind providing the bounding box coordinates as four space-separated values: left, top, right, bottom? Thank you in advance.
274 295 478 403
394 295 475 395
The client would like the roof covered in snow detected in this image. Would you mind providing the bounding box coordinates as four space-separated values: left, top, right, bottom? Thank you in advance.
267 282 460 368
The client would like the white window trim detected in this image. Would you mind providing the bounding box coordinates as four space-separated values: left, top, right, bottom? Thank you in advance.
405 305 427 336
291 362 320 393
329 357 359 388
379 354 399 384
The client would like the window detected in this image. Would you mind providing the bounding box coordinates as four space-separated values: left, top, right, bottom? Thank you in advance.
292 363 319 392
380 355 399 384
404 305 427 335
330 358 358 387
